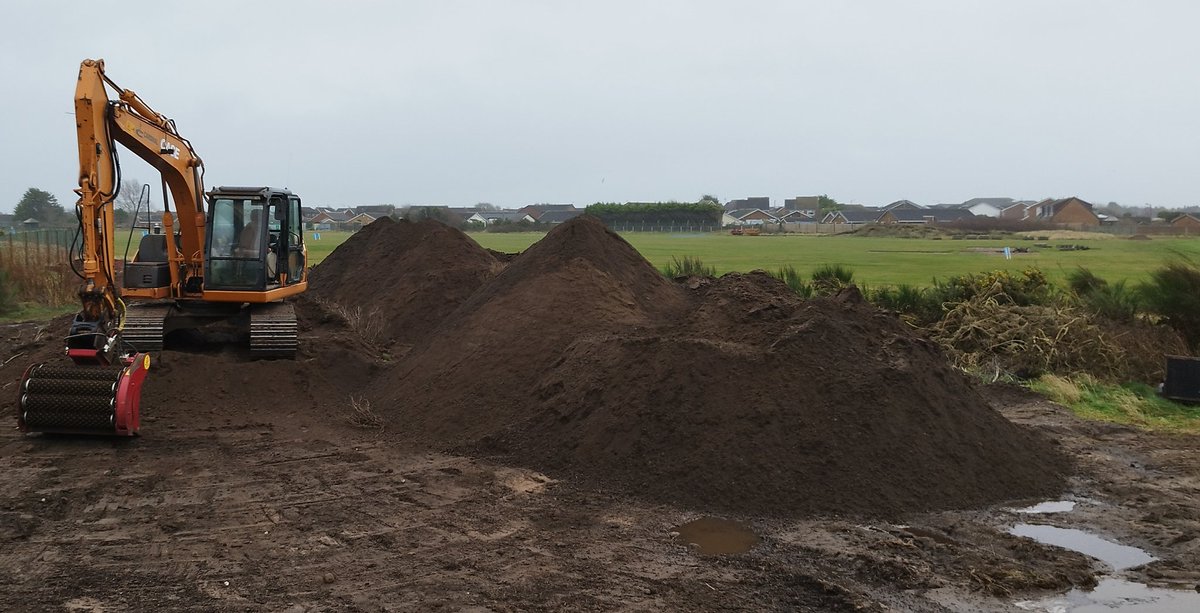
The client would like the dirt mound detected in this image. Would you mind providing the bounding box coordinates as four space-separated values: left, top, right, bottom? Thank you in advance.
374 215 690 442
367 216 1068 516
486 273 1068 516
306 217 499 349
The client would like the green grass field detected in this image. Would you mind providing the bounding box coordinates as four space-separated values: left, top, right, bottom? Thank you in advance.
304 229 1200 287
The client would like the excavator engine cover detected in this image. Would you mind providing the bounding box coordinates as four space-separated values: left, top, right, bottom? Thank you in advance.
17 354 150 436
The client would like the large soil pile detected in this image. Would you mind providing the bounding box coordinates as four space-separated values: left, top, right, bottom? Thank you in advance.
361 216 1068 516
306 217 499 349
374 216 691 443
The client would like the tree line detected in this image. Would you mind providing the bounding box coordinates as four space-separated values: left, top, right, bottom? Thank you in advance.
7 181 154 231
585 200 723 225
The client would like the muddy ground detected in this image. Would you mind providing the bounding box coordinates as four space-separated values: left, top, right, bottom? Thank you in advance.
1 319 1197 612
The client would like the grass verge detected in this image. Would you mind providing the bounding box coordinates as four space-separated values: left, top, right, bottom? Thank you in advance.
1029 374 1200 433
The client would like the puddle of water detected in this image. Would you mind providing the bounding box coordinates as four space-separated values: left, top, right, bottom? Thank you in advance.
674 517 759 555
1009 523 1156 570
1014 500 1077 514
1009 523 1200 611
1015 578 1200 612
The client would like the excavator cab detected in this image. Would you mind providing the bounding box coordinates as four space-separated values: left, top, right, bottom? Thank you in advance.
205 187 305 290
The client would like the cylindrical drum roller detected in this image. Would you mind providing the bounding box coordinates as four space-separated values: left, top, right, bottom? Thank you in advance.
17 354 150 436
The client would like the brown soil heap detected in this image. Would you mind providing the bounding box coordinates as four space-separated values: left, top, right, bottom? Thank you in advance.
355 216 1068 517
306 217 500 348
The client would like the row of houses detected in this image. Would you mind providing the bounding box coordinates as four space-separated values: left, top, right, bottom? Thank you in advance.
302 203 583 230
721 196 1179 228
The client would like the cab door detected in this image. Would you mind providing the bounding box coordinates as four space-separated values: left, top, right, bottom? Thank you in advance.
283 197 306 284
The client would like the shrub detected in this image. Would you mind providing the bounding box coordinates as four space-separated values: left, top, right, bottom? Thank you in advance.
927 267 1055 308
1141 260 1200 351
768 265 812 298
1066 267 1107 296
810 264 854 296
867 284 941 323
662 255 716 278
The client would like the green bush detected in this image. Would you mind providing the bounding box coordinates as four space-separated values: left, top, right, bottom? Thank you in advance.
927 267 1055 308
811 264 854 296
662 255 716 278
1066 267 1107 296
1141 260 1200 351
868 283 941 323
769 265 812 298
1065 267 1140 322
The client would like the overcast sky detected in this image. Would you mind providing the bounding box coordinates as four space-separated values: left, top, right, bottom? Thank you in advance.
3 1 1198 212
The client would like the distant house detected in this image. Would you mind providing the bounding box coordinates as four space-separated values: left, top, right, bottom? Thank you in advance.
728 209 777 225
310 209 354 230
931 209 977 223
21 218 40 230
518 203 577 221
352 204 396 218
720 212 740 226
822 208 881 225
878 209 937 225
479 211 536 225
773 208 816 223
999 202 1030 221
1027 197 1100 227
725 197 771 212
346 212 377 228
538 209 584 225
1171 213 1200 232
960 198 1013 218
783 196 821 214
447 210 488 227
881 200 924 212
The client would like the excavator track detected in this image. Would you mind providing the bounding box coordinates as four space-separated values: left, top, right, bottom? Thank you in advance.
249 302 298 358
121 304 173 352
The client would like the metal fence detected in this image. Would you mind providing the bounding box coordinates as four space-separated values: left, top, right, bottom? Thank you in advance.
0 229 75 267
604 223 720 233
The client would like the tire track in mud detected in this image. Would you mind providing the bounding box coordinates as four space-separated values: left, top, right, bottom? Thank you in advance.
0 420 702 611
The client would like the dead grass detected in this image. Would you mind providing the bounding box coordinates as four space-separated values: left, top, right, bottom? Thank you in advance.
317 299 385 343
0 260 77 315
1030 374 1200 433
929 285 1126 380
1035 374 1083 405
346 395 384 430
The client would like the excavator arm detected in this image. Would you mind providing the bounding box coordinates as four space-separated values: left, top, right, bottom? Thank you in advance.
73 58 207 338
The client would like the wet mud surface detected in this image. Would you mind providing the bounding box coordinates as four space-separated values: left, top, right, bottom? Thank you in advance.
0 364 1196 611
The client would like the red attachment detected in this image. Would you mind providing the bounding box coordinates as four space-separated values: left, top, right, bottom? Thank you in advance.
113 353 149 436
68 348 110 366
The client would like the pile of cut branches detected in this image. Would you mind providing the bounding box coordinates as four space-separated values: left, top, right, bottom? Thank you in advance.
929 284 1126 381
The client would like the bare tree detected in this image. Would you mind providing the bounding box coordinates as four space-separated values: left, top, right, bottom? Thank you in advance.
114 179 152 217
475 202 501 211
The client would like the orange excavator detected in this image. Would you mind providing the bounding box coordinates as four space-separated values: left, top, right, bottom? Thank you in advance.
16 59 309 436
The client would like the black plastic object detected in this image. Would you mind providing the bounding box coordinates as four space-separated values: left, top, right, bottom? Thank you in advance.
1162 355 1200 402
